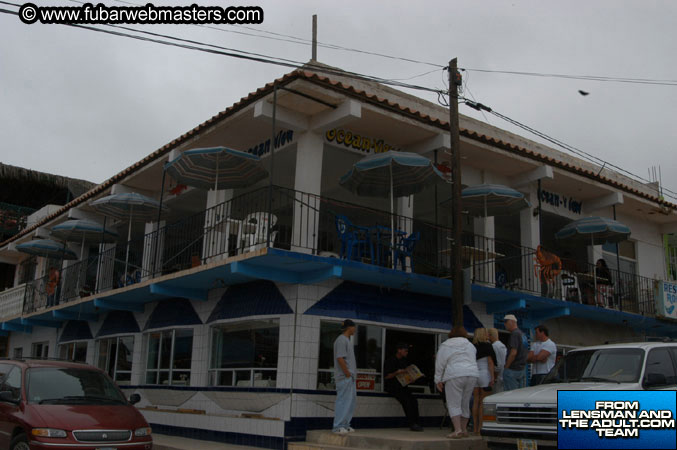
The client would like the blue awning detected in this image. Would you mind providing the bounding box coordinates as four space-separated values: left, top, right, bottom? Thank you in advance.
304 281 484 331
207 280 292 323
59 320 93 343
144 298 202 330
97 310 140 337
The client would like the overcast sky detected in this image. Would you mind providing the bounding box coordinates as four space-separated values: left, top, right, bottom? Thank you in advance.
1 0 676 201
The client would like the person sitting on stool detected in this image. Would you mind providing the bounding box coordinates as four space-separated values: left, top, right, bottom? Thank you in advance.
384 343 423 432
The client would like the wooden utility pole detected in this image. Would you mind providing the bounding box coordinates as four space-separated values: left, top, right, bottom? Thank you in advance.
449 58 464 328
312 15 318 61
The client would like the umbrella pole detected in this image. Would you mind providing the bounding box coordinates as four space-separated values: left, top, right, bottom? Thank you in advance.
95 216 106 292
124 207 132 282
76 235 85 293
390 164 395 269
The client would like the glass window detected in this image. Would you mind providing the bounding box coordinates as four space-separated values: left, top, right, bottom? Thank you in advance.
645 348 677 386
26 367 126 404
1 367 21 402
58 342 87 362
13 348 22 359
0 363 14 382
544 348 644 384
317 321 343 390
96 336 134 384
145 329 193 385
31 342 49 358
209 319 279 387
354 324 383 392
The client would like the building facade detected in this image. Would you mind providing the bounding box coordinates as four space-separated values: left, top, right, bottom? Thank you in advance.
1 64 677 448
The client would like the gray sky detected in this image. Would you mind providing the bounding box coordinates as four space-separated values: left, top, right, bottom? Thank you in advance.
1 0 676 201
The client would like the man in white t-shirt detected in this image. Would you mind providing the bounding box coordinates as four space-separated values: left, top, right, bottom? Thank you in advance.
527 325 557 386
489 328 507 393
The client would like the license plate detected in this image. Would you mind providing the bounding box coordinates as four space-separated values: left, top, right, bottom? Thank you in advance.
517 439 537 450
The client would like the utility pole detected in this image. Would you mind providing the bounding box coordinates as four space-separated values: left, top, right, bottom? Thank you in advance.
312 15 318 61
449 58 464 328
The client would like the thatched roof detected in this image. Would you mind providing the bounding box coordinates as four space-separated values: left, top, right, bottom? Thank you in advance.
0 163 95 209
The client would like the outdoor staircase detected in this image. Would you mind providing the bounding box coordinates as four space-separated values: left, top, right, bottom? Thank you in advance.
288 429 488 450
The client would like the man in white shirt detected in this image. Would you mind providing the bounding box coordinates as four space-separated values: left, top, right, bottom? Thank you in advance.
527 325 557 386
489 328 506 393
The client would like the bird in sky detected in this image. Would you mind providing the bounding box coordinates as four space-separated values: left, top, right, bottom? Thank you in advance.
578 90 590 96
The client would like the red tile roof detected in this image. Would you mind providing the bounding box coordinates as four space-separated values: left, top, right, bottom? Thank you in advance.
2 68 673 248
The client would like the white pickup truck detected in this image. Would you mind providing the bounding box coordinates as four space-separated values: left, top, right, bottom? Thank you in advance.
481 342 677 449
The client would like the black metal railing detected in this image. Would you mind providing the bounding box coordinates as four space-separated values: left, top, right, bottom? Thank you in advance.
19 185 659 319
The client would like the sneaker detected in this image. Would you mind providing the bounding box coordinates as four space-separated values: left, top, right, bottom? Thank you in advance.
333 428 350 434
409 424 424 432
346 427 356 432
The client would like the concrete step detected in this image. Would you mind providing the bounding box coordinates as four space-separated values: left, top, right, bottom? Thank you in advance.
152 433 261 450
290 429 488 450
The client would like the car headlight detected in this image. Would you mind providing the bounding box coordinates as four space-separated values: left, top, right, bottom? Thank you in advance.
483 403 497 422
32 428 67 438
134 427 152 437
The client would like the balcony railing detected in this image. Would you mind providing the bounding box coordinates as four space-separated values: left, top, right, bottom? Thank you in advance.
0 283 26 321
16 185 659 320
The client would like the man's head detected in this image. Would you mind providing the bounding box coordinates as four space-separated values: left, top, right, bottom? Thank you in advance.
395 342 409 359
503 314 518 331
341 319 356 336
535 324 549 341
488 327 499 343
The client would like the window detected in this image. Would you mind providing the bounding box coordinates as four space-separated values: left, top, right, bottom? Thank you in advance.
0 363 14 381
1 367 21 402
209 319 279 387
97 336 134 384
13 348 23 359
317 321 343 390
31 342 49 358
59 342 87 362
146 329 193 385
644 348 677 387
354 324 383 392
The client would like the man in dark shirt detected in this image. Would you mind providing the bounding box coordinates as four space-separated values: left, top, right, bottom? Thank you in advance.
503 314 528 391
384 343 423 431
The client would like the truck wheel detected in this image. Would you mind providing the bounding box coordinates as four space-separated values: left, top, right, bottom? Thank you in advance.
10 433 30 450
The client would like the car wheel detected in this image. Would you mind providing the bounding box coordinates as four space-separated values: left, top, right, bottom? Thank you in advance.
10 433 30 450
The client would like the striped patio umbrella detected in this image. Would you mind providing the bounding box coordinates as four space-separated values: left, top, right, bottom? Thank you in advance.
339 151 446 267
16 239 77 260
556 216 631 295
555 216 631 245
91 192 168 276
461 184 531 217
164 146 268 191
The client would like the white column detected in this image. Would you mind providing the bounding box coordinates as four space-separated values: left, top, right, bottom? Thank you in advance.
202 189 234 263
292 132 323 253
521 188 541 292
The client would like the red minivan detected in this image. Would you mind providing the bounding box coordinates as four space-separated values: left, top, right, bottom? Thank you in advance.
0 359 152 450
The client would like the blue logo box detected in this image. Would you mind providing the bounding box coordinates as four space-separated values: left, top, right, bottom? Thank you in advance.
558 390 676 449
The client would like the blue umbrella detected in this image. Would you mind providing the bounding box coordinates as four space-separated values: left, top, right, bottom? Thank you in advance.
556 216 631 296
555 216 631 245
16 239 77 260
91 192 168 277
461 184 531 217
164 146 268 191
339 151 446 267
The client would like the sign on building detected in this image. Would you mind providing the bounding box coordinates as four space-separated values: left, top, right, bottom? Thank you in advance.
655 280 677 319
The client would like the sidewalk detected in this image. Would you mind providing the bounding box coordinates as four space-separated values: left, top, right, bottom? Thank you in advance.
153 433 262 450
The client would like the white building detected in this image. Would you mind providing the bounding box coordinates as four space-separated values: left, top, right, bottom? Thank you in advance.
0 62 676 448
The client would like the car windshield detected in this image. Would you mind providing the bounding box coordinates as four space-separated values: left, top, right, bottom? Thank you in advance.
27 367 127 405
542 348 645 384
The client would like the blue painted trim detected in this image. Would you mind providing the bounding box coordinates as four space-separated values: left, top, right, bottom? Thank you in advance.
120 385 441 400
52 310 98 322
149 423 282 450
486 298 526 314
530 306 570 322
21 318 61 328
94 298 145 312
230 261 342 285
1 322 32 333
0 330 8 337
302 266 343 284
149 283 208 301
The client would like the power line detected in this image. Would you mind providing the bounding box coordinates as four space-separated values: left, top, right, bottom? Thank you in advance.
462 67 677 87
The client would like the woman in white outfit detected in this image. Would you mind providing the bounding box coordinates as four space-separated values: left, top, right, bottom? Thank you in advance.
435 326 479 439
472 328 496 434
